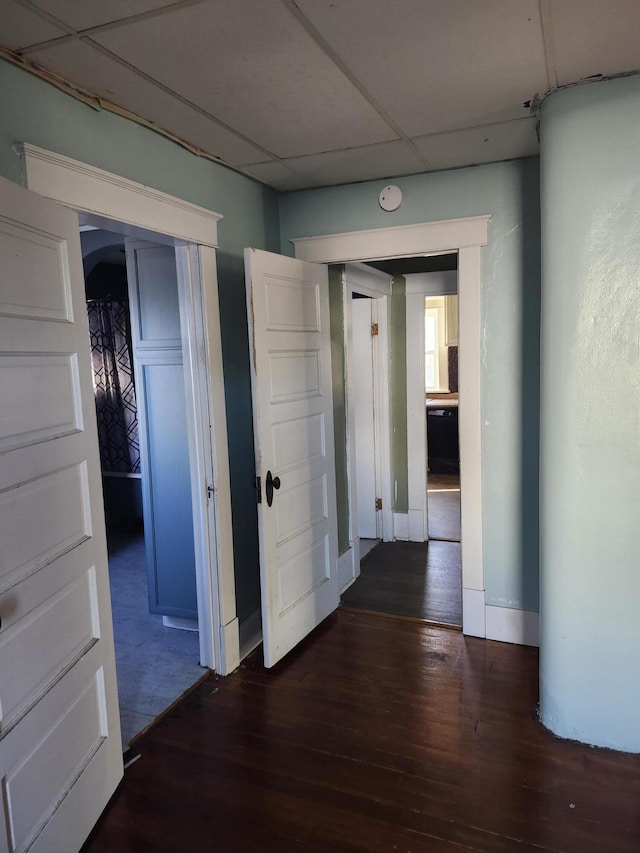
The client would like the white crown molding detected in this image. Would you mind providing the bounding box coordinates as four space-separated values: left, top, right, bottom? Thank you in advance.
291 216 490 264
18 143 222 247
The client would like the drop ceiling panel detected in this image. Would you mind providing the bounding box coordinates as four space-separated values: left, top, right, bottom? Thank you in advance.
1 0 69 50
548 0 640 86
92 0 397 157
28 0 184 31
242 161 320 192
295 0 549 137
281 140 425 188
26 40 268 165
413 117 539 172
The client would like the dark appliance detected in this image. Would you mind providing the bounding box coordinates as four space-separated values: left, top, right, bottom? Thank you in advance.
426 405 459 473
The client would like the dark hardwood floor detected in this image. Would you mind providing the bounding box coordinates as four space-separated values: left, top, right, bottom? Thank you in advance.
427 472 461 542
83 612 640 853
341 540 462 625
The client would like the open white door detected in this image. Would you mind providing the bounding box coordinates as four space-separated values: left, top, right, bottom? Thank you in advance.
245 249 339 667
352 297 378 539
0 177 122 852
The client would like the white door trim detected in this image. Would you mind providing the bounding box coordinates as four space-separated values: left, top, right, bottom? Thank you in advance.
20 144 238 673
344 264 393 544
293 218 489 638
405 280 429 543
19 143 222 246
291 216 490 262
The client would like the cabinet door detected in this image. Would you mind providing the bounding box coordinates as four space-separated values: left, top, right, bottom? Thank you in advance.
126 240 197 619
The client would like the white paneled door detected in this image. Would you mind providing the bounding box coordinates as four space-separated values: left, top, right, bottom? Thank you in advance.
352 297 377 539
0 177 122 852
245 249 339 667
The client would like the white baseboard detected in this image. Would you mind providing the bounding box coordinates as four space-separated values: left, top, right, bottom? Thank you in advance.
408 508 426 542
485 605 540 647
393 512 409 540
219 616 240 673
338 546 358 591
162 615 198 632
238 610 262 662
462 588 486 637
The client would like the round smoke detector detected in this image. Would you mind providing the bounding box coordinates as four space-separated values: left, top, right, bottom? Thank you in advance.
378 184 403 211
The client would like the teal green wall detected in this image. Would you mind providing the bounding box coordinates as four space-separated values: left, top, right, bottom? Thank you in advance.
0 59 279 623
280 158 541 613
539 75 640 752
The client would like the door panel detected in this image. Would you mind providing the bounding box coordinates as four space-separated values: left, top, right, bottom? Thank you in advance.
352 298 377 539
245 249 338 667
126 241 197 620
0 176 122 852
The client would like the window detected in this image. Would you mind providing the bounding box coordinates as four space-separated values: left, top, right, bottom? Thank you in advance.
425 297 449 392
425 308 439 391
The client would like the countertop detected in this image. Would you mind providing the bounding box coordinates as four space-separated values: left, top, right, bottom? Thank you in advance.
426 397 458 408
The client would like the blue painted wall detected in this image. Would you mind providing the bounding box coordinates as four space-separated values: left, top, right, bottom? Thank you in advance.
539 75 640 751
279 159 542 613
0 58 280 623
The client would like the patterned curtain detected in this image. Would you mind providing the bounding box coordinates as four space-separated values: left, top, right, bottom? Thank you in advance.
87 299 141 473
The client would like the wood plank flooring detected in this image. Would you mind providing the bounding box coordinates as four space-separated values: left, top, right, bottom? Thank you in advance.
428 472 461 542
342 540 462 625
82 612 640 853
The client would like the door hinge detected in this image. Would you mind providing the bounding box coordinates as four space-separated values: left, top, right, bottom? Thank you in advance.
375 497 382 510
207 484 215 501
254 475 262 504
371 323 379 336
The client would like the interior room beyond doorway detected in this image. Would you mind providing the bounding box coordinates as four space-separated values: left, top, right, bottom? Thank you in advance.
81 225 207 748
340 255 462 628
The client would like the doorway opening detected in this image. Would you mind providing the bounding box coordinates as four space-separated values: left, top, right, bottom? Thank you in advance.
81 225 207 749
338 254 462 627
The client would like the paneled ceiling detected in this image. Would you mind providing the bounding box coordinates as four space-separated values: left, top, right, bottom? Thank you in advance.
2 0 639 191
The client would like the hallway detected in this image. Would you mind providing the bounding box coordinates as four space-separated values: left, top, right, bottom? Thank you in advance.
341 472 462 625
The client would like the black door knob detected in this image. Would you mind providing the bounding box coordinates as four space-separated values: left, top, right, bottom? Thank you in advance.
265 470 281 507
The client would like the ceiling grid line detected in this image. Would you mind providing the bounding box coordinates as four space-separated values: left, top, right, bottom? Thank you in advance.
13 0 75 36
16 0 212 54
282 0 433 170
80 36 294 167
538 0 559 91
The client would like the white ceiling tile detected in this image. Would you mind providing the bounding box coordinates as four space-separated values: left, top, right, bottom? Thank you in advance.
242 161 320 192
295 0 549 137
548 0 640 86
29 0 181 31
413 117 539 172
282 141 425 188
27 40 268 165
92 0 397 157
0 0 68 49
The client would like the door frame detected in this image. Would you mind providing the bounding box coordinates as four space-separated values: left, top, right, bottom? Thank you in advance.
19 143 239 673
343 263 393 581
292 216 488 638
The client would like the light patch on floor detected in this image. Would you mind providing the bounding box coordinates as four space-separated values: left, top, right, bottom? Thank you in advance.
107 528 207 749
